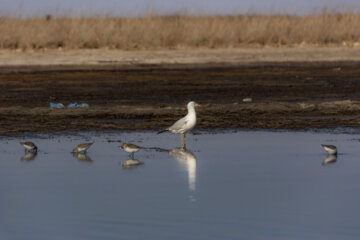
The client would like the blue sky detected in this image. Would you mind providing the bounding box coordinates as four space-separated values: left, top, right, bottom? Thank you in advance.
1 0 360 17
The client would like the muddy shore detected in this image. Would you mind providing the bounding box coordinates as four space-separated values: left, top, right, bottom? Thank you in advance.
1 49 360 135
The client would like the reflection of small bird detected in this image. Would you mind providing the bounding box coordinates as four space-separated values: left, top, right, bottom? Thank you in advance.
121 143 141 158
20 142 38 152
72 152 93 162
122 159 144 168
321 144 337 155
72 143 93 153
21 152 37 161
157 101 200 149
322 155 337 165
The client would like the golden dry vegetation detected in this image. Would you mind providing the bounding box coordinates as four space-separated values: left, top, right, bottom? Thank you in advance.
1 11 360 50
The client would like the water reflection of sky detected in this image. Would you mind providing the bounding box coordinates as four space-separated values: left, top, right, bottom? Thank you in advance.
1 130 360 239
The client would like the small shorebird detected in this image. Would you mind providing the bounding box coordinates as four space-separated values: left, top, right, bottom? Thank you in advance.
157 101 200 148
72 142 93 153
122 159 144 168
321 144 337 155
20 142 38 152
121 143 141 158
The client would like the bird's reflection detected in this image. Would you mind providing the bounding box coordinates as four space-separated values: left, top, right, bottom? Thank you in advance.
322 154 337 166
21 151 37 161
168 148 197 191
72 152 93 162
122 159 144 168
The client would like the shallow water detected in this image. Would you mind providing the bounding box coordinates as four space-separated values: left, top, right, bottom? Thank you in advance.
1 130 360 240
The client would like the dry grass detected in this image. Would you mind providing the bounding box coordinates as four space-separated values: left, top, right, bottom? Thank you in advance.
1 11 360 50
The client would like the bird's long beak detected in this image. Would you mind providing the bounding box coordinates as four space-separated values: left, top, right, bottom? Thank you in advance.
195 103 201 107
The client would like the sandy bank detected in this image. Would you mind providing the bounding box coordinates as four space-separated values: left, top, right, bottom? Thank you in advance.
1 47 360 67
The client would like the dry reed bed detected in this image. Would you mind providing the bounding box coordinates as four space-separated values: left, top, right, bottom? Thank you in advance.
1 13 360 49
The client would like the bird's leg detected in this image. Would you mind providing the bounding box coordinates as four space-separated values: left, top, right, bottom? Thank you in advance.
184 134 186 149
181 133 184 149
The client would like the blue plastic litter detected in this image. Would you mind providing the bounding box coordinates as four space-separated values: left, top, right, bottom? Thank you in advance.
50 102 90 108
67 103 90 108
78 103 90 108
50 102 65 108
68 102 79 108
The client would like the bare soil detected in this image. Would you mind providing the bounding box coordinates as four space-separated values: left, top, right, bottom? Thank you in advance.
1 48 360 135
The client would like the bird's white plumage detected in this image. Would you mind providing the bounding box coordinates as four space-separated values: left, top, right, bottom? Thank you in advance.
167 101 197 134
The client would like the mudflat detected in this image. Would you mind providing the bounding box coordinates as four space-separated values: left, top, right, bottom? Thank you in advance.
1 47 360 66
1 48 360 135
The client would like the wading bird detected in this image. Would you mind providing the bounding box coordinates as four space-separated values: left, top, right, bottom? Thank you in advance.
158 101 200 148
121 143 141 158
72 142 93 153
321 144 337 155
20 142 38 152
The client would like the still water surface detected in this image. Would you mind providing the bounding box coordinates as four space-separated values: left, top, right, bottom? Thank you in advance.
1 130 360 240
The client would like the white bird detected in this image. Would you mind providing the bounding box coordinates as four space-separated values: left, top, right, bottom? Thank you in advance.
321 144 337 155
158 101 200 148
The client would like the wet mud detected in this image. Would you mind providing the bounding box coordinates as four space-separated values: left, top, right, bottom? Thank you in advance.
1 61 360 135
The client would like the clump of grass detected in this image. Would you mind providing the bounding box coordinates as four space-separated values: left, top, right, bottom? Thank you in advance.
0 10 360 50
